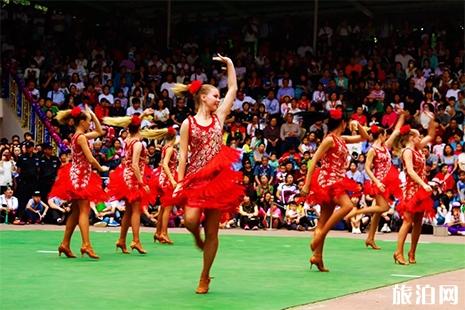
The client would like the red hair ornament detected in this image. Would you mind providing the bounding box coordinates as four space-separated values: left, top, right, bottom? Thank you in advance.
71 107 81 118
131 116 142 127
188 80 202 95
370 125 379 134
400 125 411 135
329 109 343 120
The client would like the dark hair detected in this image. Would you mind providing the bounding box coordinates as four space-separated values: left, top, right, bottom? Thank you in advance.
371 127 386 140
443 144 454 156
327 112 347 132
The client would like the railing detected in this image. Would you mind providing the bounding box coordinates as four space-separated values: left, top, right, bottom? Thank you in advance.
9 76 68 152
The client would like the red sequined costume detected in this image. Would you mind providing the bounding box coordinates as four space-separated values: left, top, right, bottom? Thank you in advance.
171 115 244 210
364 145 402 202
49 133 107 202
155 145 178 207
306 134 360 205
107 139 156 208
396 147 434 218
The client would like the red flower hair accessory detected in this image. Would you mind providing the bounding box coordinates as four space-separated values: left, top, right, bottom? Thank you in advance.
329 109 343 120
400 125 411 135
70 107 81 118
167 126 176 135
370 125 379 134
188 80 202 95
131 115 142 127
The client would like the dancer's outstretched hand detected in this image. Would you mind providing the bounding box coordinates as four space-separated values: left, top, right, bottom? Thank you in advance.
213 54 232 65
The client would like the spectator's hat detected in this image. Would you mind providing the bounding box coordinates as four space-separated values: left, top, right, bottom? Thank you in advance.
42 143 53 150
428 178 442 187
33 191 41 197
25 141 35 148
458 153 465 171
451 202 461 209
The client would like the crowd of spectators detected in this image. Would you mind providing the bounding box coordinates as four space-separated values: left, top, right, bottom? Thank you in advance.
1 4 465 235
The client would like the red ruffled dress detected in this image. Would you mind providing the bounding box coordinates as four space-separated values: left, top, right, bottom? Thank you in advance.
49 133 107 203
306 134 360 206
107 139 156 208
396 147 434 218
170 115 244 210
155 145 178 207
364 145 402 202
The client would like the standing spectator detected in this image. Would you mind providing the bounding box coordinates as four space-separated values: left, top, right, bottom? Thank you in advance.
15 141 39 223
0 187 18 224
38 144 61 202
0 148 16 192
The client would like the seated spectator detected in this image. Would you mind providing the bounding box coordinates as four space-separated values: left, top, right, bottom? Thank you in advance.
445 203 465 235
126 98 144 116
256 175 273 199
280 114 301 153
25 191 49 224
299 202 320 231
92 200 123 227
276 174 298 205
254 156 274 185
266 201 283 229
239 195 259 230
47 196 71 225
46 81 65 107
0 187 18 224
284 200 302 230
346 161 364 184
351 106 367 126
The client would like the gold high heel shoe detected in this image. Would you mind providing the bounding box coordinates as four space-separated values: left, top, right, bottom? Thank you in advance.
309 255 329 272
408 251 416 264
393 252 408 265
195 276 211 294
80 246 100 259
130 241 147 254
58 244 76 258
115 241 129 254
365 240 381 250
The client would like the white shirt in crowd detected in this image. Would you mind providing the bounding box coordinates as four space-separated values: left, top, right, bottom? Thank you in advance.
0 194 18 211
190 72 208 83
98 93 114 105
160 81 177 100
232 96 257 112
0 160 15 187
126 106 144 116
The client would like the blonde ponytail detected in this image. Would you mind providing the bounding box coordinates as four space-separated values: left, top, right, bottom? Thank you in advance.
102 116 132 127
56 109 73 125
140 128 169 140
171 83 190 97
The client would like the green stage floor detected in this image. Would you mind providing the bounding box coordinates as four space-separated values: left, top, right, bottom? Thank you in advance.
0 230 464 310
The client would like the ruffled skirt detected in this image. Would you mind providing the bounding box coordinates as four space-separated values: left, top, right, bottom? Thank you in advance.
169 146 244 211
306 168 361 206
396 188 435 219
49 164 107 203
106 165 157 208
153 167 178 207
364 166 402 202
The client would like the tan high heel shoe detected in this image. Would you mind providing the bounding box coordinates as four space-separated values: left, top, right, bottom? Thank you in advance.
80 246 99 259
309 254 329 272
195 276 211 294
115 241 129 254
365 239 381 250
408 251 416 264
130 241 147 254
58 244 76 258
153 234 163 243
393 252 408 265
160 235 174 245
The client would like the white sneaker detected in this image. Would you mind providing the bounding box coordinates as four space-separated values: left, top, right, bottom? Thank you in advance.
381 223 389 233
457 231 465 236
94 221 107 227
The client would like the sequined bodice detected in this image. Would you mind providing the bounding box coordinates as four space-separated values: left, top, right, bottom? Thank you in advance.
317 134 349 187
186 115 223 176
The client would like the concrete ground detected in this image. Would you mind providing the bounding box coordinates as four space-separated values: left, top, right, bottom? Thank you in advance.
1 224 464 309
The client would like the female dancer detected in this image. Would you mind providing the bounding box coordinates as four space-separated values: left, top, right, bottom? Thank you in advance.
103 109 167 254
301 109 369 271
345 112 406 249
154 126 178 244
393 121 436 265
51 106 109 259
171 55 244 294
